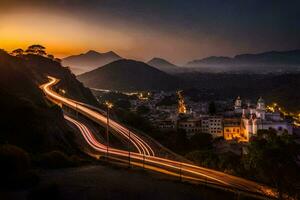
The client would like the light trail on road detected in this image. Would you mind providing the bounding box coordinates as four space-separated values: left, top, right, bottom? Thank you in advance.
41 76 278 199
41 76 154 156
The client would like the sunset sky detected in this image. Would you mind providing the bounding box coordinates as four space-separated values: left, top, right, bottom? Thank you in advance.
0 0 299 64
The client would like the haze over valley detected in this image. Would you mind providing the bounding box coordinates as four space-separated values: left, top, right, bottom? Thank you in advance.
1 1 300 200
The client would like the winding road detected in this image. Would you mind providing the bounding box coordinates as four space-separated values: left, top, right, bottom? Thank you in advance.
41 76 277 199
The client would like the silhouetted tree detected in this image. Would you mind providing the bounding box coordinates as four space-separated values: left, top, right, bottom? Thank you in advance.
243 133 300 199
11 48 24 57
26 45 46 56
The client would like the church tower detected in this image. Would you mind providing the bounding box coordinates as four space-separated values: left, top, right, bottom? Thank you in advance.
234 96 242 111
256 97 265 110
256 97 266 120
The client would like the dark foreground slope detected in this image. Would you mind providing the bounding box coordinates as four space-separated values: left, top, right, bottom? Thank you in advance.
78 59 180 91
0 49 97 153
0 49 102 191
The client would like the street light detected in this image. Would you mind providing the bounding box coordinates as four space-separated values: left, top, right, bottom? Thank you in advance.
105 101 113 160
59 89 66 96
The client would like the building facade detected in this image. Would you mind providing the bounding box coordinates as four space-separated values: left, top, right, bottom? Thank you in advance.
237 97 292 141
177 116 223 138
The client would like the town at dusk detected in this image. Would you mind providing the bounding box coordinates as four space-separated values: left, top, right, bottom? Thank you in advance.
0 1 300 200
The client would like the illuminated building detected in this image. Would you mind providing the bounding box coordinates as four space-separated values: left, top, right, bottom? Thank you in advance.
235 97 293 140
223 118 248 142
177 91 187 114
222 97 293 142
177 116 223 137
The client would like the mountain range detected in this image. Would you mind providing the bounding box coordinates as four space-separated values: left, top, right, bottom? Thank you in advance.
187 49 300 73
62 50 122 75
77 59 180 91
64 49 300 75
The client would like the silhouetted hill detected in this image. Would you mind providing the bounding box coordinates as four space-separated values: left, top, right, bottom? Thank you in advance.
25 54 98 106
187 49 300 73
0 49 98 154
62 50 122 75
0 50 72 153
147 57 179 73
78 59 180 91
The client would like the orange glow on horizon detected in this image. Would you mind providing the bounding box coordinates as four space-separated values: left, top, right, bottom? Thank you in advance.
0 9 134 58
0 6 240 64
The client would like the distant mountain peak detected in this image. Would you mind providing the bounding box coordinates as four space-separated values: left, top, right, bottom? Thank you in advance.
148 57 175 64
147 57 179 73
86 50 101 55
62 50 122 75
149 57 167 61
103 51 120 57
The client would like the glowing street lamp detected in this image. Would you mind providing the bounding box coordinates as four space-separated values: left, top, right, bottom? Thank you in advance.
105 101 113 109
59 89 66 96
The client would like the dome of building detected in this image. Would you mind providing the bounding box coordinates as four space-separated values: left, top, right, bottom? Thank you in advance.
257 97 264 103
234 96 242 110
257 97 266 111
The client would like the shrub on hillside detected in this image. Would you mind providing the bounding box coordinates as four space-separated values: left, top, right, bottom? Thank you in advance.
0 144 38 188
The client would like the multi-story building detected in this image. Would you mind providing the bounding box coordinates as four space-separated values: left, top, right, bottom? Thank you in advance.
177 116 223 137
207 116 223 138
